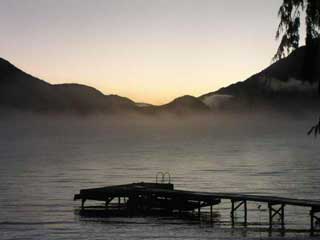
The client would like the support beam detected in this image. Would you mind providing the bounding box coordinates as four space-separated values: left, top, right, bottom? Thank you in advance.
281 204 285 229
128 194 136 217
311 210 314 234
210 205 213 223
269 204 272 230
268 203 285 230
81 199 86 211
231 200 235 226
244 200 247 226
105 197 113 210
230 199 247 226
310 207 320 235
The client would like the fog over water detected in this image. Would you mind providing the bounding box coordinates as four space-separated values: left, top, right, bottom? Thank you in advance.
0 112 319 240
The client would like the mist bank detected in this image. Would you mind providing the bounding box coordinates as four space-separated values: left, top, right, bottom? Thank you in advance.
0 108 316 133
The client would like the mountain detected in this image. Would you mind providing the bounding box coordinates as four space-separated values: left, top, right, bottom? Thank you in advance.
0 58 137 114
1 42 319 115
199 44 320 112
159 95 210 114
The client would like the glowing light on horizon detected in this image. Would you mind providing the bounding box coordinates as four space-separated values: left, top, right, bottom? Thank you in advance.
0 0 282 104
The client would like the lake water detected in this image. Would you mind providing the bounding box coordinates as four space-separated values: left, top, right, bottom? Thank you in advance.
0 113 319 240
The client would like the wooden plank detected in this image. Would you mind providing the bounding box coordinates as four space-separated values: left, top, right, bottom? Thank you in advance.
142 189 320 208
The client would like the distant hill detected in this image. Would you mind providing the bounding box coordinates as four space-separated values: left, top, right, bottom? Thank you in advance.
0 58 136 114
1 42 319 115
159 95 210 114
0 58 210 115
199 44 320 112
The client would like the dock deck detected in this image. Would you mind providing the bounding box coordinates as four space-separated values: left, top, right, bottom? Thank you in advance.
74 181 320 233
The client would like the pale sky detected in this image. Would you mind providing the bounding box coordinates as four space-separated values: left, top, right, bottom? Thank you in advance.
0 0 286 104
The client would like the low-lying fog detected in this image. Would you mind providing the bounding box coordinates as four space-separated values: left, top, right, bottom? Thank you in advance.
0 110 317 143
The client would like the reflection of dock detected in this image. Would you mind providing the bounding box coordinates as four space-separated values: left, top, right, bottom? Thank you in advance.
74 180 320 234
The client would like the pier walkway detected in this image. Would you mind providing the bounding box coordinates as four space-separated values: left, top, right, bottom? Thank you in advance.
74 181 320 233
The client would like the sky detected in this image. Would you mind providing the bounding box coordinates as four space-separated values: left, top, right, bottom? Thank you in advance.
0 0 289 104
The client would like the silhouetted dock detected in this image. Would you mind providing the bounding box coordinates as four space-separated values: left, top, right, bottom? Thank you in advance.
74 175 320 234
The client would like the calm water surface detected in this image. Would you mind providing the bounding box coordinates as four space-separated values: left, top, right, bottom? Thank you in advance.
0 113 319 240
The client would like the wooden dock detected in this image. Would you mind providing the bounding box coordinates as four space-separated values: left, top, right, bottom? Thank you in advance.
74 181 320 233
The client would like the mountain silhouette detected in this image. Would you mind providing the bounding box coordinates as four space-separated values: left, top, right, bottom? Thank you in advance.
0 42 319 115
199 44 319 112
0 58 136 114
159 95 210 114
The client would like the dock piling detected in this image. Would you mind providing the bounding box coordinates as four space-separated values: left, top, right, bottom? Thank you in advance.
310 207 320 234
244 200 247 226
81 199 86 211
231 199 247 226
268 203 285 230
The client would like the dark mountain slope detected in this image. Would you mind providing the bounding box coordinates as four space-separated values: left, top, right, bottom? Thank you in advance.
159 95 210 114
199 44 320 112
2 41 319 116
0 58 136 113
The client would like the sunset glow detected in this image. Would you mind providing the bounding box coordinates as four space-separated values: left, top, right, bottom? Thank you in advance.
1 0 283 104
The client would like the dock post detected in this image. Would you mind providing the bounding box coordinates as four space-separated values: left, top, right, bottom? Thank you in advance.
268 203 285 230
268 203 272 230
210 204 213 223
311 209 314 234
198 201 201 220
281 204 285 230
231 199 247 226
81 199 86 211
310 207 320 235
104 197 113 211
128 194 134 217
231 200 235 226
244 200 247 226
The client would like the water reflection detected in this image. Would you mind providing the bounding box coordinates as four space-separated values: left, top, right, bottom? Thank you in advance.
0 113 319 239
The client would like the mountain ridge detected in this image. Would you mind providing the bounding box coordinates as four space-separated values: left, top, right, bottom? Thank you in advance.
0 57 137 114
0 43 319 115
198 44 319 112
